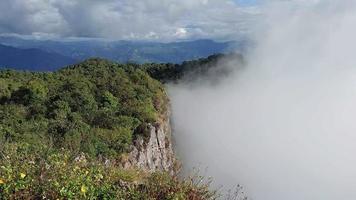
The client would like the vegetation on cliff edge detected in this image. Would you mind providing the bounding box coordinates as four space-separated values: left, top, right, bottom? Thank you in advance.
0 58 216 199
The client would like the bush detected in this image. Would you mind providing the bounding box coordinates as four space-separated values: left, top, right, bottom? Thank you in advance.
0 144 216 200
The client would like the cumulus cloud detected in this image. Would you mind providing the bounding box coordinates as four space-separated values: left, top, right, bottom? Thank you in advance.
0 0 69 36
0 0 260 41
169 1 356 199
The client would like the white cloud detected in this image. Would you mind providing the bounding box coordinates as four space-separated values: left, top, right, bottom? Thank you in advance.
0 0 260 41
174 28 188 38
170 1 356 199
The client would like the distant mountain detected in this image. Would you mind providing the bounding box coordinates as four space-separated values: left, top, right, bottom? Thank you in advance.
0 44 77 71
0 36 247 65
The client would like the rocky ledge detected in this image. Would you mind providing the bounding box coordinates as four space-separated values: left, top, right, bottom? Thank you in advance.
123 108 176 174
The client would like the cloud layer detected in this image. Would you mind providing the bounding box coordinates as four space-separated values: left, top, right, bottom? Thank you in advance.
0 0 259 41
169 1 356 199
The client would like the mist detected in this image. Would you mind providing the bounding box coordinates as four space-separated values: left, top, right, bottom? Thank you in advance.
169 1 356 200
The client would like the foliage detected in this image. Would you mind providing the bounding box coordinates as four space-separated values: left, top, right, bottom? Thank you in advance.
143 53 244 83
0 58 219 199
0 58 168 158
0 144 216 200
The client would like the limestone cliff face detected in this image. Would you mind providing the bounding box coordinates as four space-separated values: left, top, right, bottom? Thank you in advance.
123 108 175 174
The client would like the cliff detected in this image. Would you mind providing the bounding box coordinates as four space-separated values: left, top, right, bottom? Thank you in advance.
123 104 176 174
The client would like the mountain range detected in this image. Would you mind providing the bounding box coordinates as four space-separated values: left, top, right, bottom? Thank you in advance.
0 44 76 71
0 36 246 71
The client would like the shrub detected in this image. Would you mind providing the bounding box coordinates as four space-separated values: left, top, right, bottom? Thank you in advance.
0 144 216 200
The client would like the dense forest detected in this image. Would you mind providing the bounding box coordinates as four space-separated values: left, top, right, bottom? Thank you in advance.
0 58 221 199
143 53 244 83
0 58 169 157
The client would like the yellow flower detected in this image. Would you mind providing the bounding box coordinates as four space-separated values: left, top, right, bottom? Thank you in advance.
81 185 87 193
20 173 26 179
0 179 5 184
85 170 89 175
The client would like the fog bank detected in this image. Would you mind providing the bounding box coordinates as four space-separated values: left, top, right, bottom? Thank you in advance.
169 2 356 200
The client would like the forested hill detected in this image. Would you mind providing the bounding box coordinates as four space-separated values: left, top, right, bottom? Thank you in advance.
143 53 244 83
0 54 242 151
0 58 167 157
0 58 215 199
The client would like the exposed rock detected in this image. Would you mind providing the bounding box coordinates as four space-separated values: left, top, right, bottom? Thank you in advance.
123 109 175 174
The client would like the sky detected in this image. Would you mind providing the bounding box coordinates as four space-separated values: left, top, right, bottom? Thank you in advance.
0 0 262 41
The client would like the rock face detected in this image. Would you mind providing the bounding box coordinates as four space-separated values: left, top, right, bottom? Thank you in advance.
123 109 175 174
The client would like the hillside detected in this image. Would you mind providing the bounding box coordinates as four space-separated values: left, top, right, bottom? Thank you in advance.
0 44 77 71
0 59 215 199
144 53 245 83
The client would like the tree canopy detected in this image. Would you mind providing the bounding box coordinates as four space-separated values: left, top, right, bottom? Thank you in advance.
0 58 168 157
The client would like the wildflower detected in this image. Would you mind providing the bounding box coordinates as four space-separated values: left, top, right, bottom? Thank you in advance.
20 173 26 179
81 185 87 193
85 170 89 175
0 179 4 184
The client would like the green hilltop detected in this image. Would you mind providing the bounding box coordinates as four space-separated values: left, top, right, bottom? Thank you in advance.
0 58 168 157
0 58 217 199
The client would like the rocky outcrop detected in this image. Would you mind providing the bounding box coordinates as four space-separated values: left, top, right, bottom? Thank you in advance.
123 109 176 174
